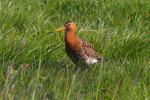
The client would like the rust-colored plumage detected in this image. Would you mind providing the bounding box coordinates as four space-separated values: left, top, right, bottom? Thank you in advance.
48 20 107 66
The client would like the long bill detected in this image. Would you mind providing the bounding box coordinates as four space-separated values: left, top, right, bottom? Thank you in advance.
47 26 65 34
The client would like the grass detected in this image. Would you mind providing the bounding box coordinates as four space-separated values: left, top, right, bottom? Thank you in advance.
0 0 150 99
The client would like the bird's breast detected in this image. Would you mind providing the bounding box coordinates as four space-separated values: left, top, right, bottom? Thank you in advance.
65 35 81 51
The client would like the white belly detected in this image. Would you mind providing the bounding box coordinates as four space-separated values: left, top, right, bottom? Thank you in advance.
85 57 98 65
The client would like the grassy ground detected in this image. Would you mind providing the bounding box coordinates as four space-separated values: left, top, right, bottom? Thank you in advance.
0 0 150 99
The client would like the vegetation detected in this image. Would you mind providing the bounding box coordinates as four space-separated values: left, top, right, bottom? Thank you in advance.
0 0 150 99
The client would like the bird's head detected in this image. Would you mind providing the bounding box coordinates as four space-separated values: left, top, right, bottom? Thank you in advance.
47 20 76 34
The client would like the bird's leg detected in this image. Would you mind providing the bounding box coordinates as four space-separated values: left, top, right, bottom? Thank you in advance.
85 65 88 78
74 65 79 72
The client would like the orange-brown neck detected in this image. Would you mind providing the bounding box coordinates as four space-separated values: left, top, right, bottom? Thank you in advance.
65 30 76 47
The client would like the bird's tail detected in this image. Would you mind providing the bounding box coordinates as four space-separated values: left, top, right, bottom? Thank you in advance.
103 57 108 61
100 56 108 61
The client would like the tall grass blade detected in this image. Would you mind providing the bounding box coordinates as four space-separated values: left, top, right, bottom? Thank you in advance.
112 70 123 100
77 67 87 100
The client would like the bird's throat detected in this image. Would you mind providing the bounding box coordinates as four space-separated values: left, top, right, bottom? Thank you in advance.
65 30 76 48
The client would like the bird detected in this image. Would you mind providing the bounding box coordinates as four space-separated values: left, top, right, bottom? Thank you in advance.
47 20 108 67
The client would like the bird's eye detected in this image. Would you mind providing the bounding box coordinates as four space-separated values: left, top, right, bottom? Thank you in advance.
68 23 71 26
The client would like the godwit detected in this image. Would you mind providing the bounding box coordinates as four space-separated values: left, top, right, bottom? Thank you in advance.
47 20 107 66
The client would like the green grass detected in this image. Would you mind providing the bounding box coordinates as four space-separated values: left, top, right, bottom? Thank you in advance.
0 0 150 99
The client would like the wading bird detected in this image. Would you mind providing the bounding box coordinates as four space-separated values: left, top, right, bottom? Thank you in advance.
47 20 107 67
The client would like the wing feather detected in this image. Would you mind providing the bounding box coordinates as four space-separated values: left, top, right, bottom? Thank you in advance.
78 36 107 61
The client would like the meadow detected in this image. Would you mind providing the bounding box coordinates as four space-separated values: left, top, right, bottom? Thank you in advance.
0 0 150 99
